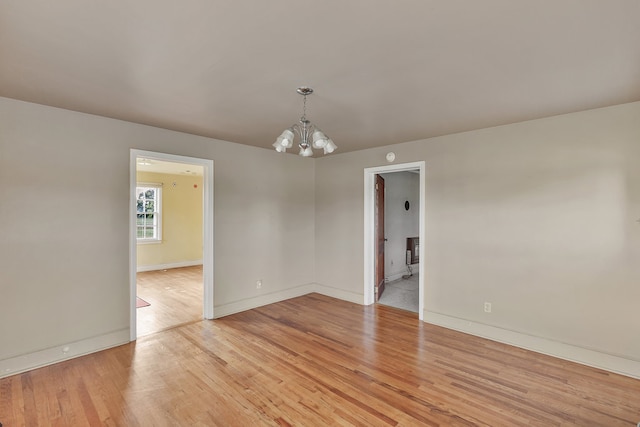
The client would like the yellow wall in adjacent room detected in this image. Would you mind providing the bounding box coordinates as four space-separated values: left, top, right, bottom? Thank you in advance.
136 171 203 270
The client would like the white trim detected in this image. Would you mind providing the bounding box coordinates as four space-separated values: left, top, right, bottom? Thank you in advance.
213 282 363 319
136 239 163 245
363 161 426 321
202 159 214 319
313 283 364 305
214 284 316 318
136 260 203 273
425 311 640 380
385 271 411 283
7 286 638 380
385 272 406 282
0 329 129 379
130 150 215 342
135 182 163 243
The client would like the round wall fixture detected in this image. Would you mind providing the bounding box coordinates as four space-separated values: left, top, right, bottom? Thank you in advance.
405 201 410 211
386 152 396 162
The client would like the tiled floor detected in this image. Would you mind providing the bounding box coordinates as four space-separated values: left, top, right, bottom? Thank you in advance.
378 274 419 313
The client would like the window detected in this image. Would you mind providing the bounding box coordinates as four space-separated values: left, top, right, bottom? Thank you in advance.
136 183 162 242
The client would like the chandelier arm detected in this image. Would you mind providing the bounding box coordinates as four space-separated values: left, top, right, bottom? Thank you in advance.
294 120 317 149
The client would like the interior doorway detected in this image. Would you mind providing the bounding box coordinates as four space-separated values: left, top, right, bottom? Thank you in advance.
375 174 386 302
129 150 214 341
364 161 425 320
376 170 420 312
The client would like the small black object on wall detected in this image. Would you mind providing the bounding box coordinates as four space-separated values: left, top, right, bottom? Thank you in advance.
405 201 410 211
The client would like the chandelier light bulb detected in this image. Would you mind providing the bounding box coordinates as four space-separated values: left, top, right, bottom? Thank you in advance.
312 130 329 149
299 146 314 157
279 129 294 145
324 139 337 154
272 141 287 152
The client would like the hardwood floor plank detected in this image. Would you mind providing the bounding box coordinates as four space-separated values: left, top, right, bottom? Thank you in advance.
20 372 40 426
136 266 203 337
2 293 640 426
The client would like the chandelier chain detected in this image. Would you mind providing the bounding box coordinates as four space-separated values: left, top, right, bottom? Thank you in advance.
301 94 307 121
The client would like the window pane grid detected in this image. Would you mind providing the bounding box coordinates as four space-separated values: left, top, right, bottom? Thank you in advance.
136 184 161 241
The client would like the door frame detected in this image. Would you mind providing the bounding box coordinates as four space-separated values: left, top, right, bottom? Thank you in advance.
374 174 386 301
364 161 425 320
129 149 214 341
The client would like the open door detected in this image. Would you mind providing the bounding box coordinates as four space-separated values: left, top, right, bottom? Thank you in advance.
375 174 385 301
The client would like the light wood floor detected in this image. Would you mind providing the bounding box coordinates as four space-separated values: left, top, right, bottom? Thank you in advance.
136 265 203 337
2 294 639 426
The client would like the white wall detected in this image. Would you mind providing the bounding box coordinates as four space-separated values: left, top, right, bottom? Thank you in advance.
315 102 640 377
0 97 315 374
380 171 420 281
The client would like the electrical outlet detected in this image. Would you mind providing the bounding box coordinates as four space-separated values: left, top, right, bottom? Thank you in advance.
256 280 262 289
484 302 492 313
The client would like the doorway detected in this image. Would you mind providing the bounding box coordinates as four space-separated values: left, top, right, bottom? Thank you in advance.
129 150 214 341
377 170 420 313
364 161 425 320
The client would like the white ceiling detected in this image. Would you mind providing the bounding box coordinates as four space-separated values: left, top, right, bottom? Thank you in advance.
2 1 639 155
137 158 203 176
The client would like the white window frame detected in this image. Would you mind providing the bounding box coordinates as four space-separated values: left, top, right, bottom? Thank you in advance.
136 182 162 244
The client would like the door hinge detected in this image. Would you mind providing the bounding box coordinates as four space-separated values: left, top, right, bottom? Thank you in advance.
375 183 378 190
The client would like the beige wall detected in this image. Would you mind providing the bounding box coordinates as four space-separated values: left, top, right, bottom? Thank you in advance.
136 171 203 269
2 95 639 377
0 97 314 363
314 102 640 366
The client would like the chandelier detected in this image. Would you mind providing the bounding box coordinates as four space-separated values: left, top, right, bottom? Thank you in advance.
272 87 337 157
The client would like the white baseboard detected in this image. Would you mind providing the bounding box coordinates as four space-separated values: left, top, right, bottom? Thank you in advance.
213 283 317 318
213 283 364 319
385 263 420 283
313 283 363 305
385 271 406 282
0 329 130 379
424 310 640 380
137 260 202 272
7 293 636 381
2 283 347 378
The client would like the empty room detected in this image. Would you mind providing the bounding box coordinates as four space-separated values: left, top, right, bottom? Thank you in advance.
1 1 639 425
